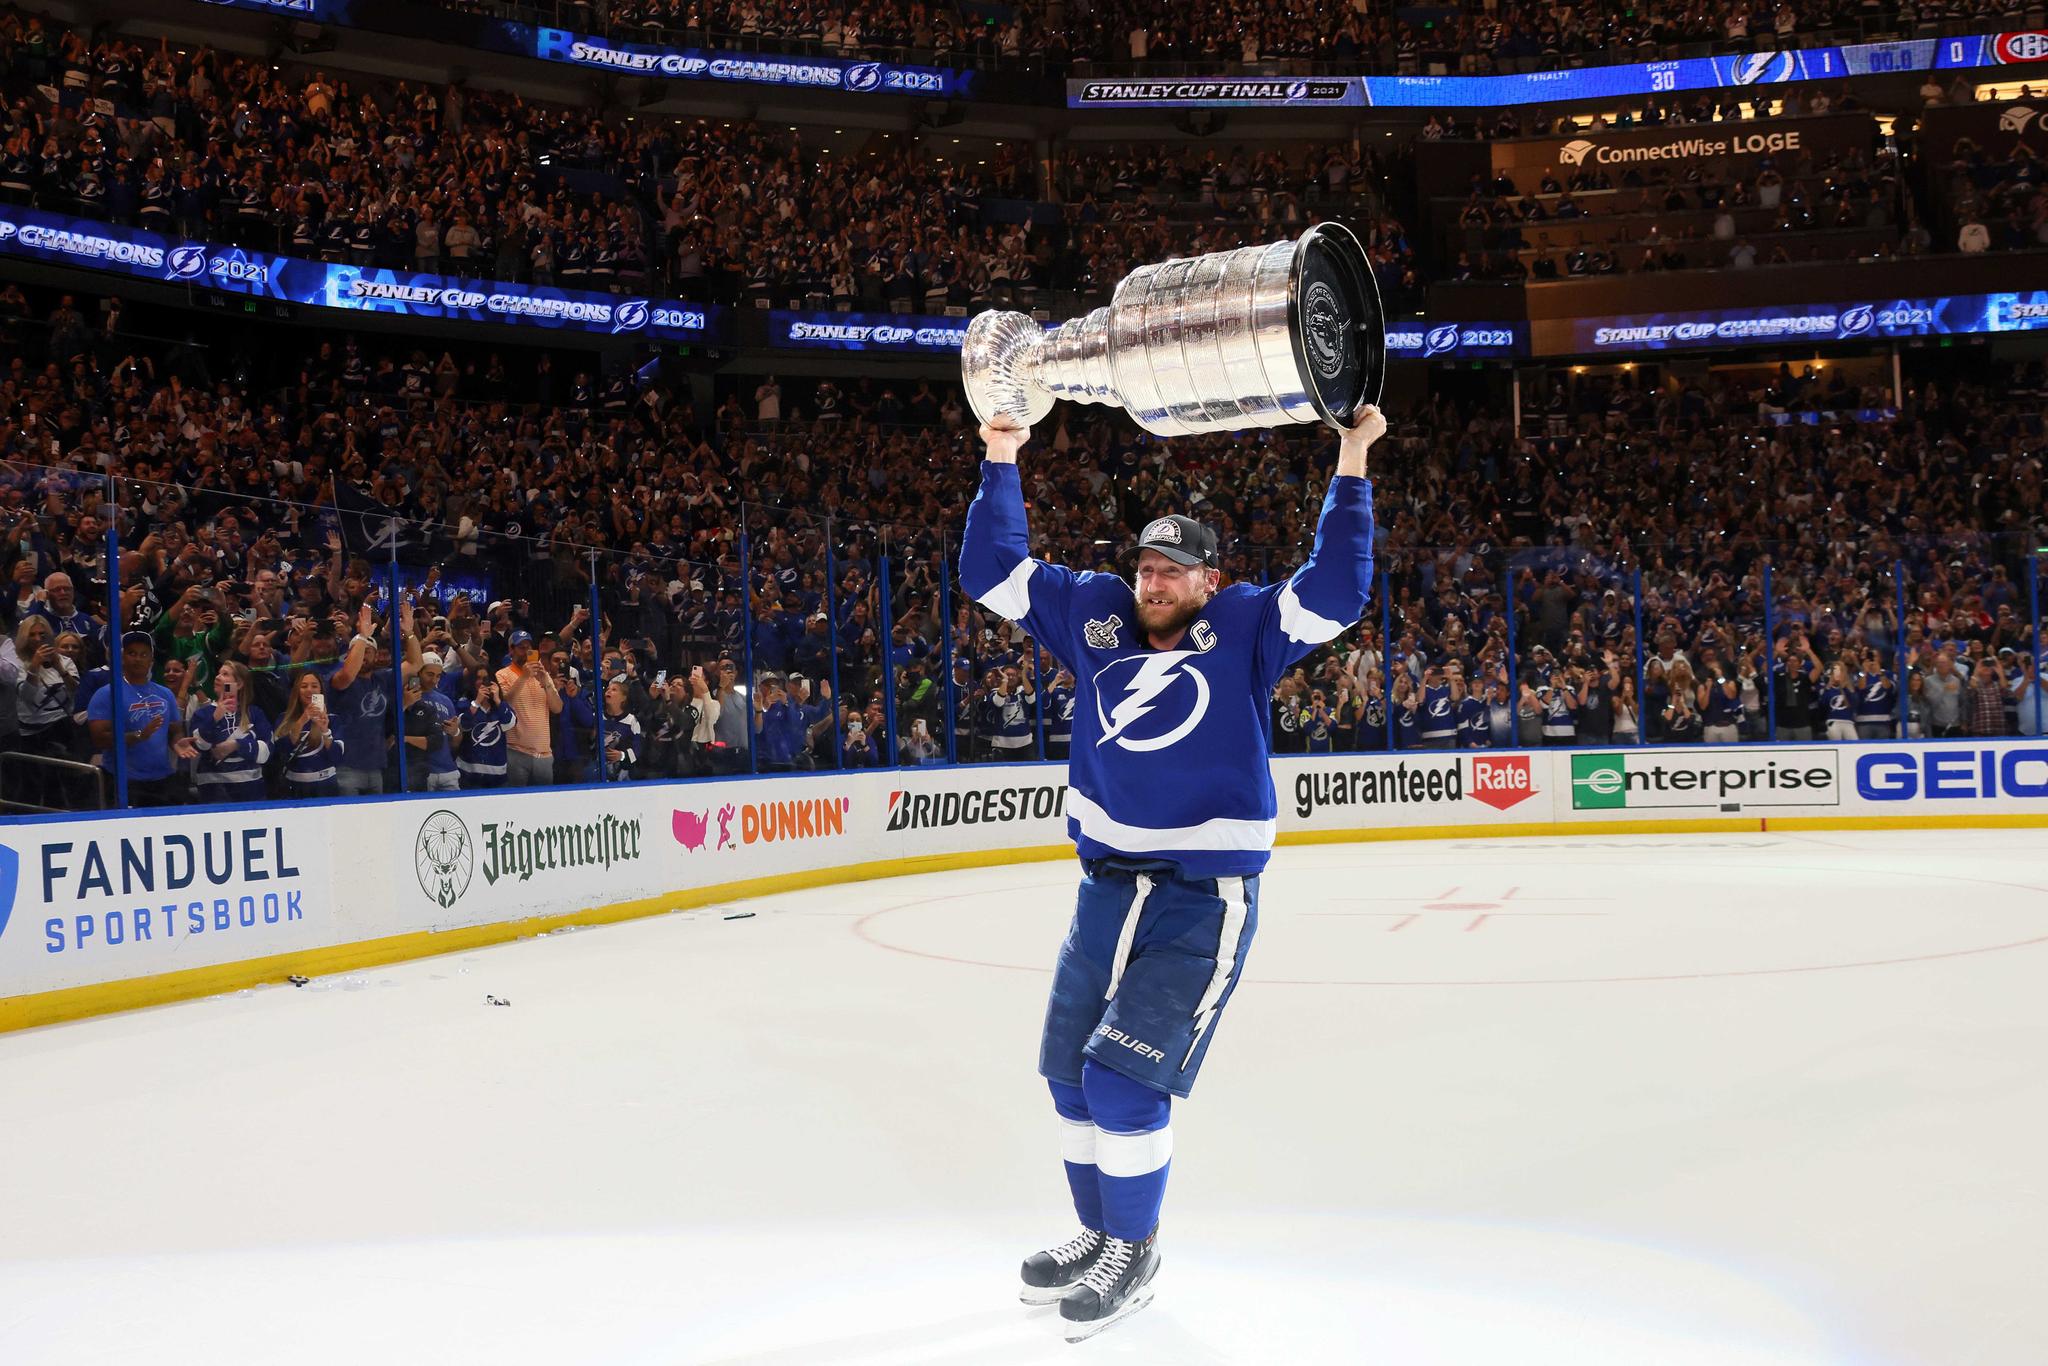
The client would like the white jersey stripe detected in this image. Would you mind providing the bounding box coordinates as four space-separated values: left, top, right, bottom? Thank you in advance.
1067 788 1276 854
977 557 1036 621
1278 575 1345 644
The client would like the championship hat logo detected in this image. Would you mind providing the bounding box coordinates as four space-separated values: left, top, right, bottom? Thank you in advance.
1142 518 1183 545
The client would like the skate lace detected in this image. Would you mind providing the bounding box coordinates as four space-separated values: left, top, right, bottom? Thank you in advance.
1079 1236 1133 1295
1051 1229 1104 1266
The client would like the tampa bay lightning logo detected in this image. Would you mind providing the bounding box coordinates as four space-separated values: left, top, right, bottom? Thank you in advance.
0 841 16 942
1094 651 1211 753
1286 81 1308 100
1838 305 1875 337
1423 324 1460 357
166 245 208 280
845 63 884 92
1730 51 1797 85
611 299 650 333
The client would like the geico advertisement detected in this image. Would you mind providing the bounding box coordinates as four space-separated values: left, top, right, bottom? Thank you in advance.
0 810 332 996
1852 743 2048 802
1278 752 1545 826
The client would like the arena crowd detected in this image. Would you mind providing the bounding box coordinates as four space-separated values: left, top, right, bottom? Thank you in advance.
1 281 2043 810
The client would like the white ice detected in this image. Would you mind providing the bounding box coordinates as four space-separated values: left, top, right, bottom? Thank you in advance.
5 829 2048 1365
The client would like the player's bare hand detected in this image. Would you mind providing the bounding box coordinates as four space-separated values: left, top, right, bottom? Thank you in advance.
1336 402 1384 477
979 421 1029 466
1345 403 1386 449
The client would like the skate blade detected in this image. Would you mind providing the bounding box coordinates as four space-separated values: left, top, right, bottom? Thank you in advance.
1061 1284 1156 1343
1019 1283 1070 1306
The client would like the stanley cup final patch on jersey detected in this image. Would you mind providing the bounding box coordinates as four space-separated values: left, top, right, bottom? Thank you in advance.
1085 615 1124 650
1143 518 1182 545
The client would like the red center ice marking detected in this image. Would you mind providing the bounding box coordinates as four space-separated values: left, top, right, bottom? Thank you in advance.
1312 886 1610 932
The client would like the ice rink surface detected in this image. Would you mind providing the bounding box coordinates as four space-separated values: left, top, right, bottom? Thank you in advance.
5 829 2048 1366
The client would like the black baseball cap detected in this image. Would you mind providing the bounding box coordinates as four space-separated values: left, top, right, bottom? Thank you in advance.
1127 515 1219 569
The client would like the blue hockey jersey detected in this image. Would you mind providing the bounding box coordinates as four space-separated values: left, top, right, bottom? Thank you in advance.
960 459 1374 877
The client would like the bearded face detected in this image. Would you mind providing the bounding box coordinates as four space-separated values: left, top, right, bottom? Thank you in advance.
1132 550 1218 639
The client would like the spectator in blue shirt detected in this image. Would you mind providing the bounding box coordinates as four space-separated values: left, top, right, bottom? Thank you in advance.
326 603 394 795
1853 649 1898 739
84 631 190 807
402 672 460 791
754 673 810 770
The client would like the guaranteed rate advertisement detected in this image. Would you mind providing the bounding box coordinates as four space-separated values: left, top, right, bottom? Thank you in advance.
0 206 718 343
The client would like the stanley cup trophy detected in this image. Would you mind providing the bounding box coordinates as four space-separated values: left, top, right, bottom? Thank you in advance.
961 222 1386 438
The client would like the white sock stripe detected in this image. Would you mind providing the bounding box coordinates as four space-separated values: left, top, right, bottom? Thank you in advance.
1102 873 1152 1002
1094 1124 1173 1179
976 557 1036 621
1059 1116 1097 1165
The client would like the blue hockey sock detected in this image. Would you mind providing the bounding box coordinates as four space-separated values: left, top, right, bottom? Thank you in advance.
1082 1059 1171 1242
1048 1079 1104 1232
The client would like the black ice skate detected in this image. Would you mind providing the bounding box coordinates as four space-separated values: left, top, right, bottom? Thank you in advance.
1019 1227 1105 1305
1058 1229 1159 1342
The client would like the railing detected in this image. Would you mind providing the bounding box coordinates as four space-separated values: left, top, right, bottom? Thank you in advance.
0 752 108 814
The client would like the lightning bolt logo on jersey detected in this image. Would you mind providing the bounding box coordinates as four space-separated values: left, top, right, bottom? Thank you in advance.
1096 651 1212 751
960 459 1375 877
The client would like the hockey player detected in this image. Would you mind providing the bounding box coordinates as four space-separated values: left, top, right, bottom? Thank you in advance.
960 403 1383 1341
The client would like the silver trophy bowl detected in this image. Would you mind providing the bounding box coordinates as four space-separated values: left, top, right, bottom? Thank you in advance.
961 222 1385 438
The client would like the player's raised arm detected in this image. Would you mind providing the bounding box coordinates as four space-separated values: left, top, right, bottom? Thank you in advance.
960 422 1083 660
1256 403 1386 678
